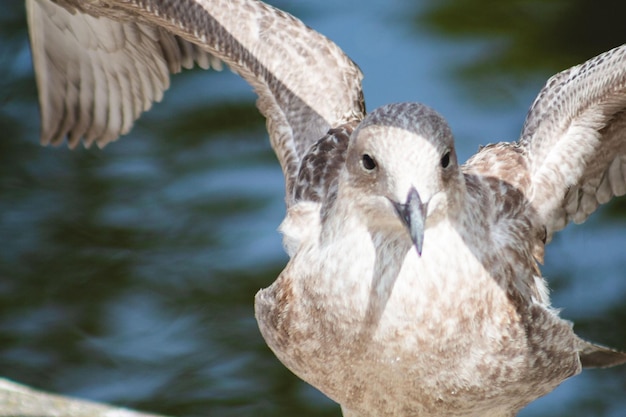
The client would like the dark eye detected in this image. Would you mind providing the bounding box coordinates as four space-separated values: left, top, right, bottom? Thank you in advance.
440 151 451 169
362 154 377 171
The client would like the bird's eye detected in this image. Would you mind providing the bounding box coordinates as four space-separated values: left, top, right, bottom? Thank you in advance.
362 154 377 171
440 151 451 169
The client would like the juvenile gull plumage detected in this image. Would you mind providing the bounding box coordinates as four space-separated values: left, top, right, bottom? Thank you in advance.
26 0 626 416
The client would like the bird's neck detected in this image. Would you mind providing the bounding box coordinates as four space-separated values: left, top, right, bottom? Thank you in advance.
317 193 415 340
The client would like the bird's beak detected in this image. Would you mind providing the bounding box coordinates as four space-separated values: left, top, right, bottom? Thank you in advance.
391 187 427 256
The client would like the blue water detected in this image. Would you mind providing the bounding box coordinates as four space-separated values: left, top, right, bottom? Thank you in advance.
0 1 625 416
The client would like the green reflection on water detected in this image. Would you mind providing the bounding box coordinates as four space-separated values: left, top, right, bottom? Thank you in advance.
418 0 626 107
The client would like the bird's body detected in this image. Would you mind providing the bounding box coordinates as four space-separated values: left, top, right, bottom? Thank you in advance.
257 104 591 417
26 0 626 415
258 185 555 417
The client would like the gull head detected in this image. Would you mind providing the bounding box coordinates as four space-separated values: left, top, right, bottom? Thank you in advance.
343 102 463 255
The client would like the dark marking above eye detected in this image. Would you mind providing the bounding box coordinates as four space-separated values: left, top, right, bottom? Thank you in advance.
441 151 451 169
362 154 377 170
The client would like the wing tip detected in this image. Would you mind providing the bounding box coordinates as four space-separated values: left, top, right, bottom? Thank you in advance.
579 338 626 368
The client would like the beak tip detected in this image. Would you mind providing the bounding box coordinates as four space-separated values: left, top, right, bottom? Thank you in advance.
413 237 424 257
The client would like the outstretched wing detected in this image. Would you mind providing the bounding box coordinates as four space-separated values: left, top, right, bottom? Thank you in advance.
27 0 365 205
467 44 626 241
27 0 220 148
520 44 626 237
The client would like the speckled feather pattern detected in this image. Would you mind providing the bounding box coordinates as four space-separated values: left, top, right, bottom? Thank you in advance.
28 0 365 200
26 2 626 416
292 123 355 203
257 103 598 417
518 45 626 238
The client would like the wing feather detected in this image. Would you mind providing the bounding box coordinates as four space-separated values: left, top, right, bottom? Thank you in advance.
467 45 626 240
26 0 220 148
27 0 365 205
520 45 626 236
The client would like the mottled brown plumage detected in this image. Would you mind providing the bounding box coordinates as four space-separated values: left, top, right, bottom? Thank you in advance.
27 1 626 416
257 101 626 417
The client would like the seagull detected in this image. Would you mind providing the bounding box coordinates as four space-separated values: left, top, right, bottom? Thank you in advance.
27 0 626 416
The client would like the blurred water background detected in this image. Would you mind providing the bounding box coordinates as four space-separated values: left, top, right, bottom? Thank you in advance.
0 1 625 416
